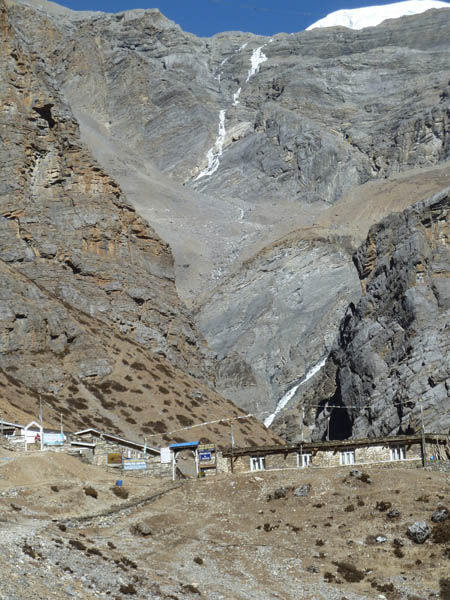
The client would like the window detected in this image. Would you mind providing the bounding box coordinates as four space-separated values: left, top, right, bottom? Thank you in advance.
390 445 406 461
340 449 355 465
298 452 312 468
250 456 266 471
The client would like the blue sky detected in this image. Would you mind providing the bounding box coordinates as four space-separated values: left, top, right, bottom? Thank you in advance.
54 0 438 36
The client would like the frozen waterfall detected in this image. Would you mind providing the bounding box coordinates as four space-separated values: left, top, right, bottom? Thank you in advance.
264 356 327 428
246 46 268 82
194 110 226 181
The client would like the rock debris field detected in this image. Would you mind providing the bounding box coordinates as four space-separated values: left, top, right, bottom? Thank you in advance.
0 450 449 599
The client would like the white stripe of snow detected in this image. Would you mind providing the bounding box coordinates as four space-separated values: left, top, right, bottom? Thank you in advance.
232 87 242 106
194 109 226 181
246 46 268 82
264 356 327 428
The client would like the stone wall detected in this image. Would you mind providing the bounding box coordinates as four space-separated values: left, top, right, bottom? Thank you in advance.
226 441 424 473
266 453 298 470
216 453 229 474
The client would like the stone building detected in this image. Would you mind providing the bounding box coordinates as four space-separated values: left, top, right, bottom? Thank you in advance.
220 434 450 474
71 428 171 477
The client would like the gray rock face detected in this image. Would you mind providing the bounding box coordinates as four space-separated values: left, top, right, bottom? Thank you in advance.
0 0 281 449
4 0 450 429
0 4 213 385
407 521 431 544
305 189 450 440
195 234 360 415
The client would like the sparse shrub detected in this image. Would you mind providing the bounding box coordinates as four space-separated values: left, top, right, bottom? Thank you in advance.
119 583 137 595
22 543 37 559
416 494 430 503
315 539 325 546
432 521 450 544
69 539 86 551
333 561 365 583
107 541 116 549
151 421 167 433
86 547 103 557
440 578 450 600
50 485 59 493
193 556 204 565
345 504 355 512
112 486 129 499
84 486 98 499
110 381 128 392
376 501 391 512
176 414 194 427
130 522 152 537
57 523 67 532
131 362 146 371
120 556 137 569
182 584 200 595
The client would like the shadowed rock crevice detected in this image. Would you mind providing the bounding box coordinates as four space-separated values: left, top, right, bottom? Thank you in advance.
33 103 56 128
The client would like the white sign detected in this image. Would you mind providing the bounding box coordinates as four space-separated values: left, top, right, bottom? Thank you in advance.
160 447 171 464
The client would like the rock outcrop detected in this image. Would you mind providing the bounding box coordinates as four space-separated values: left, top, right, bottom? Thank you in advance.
284 189 449 441
195 232 360 415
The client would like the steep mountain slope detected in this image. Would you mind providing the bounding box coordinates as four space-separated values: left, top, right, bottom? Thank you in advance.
5 0 450 426
0 0 279 447
273 188 449 441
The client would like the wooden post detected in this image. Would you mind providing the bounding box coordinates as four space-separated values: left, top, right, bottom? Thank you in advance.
300 405 304 443
230 423 234 473
326 407 331 441
420 400 426 467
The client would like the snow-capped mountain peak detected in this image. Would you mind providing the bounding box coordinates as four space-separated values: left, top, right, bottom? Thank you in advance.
306 0 450 30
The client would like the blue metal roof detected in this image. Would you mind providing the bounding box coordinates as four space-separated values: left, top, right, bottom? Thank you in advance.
169 441 199 449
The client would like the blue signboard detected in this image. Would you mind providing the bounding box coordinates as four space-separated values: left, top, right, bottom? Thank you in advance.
123 459 147 471
199 451 212 461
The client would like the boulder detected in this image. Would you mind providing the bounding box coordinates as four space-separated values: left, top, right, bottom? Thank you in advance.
294 484 311 497
407 522 431 544
431 507 449 523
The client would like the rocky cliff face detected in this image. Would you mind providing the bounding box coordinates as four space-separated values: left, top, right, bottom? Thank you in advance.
195 232 360 416
276 189 449 441
4 0 450 430
0 0 280 447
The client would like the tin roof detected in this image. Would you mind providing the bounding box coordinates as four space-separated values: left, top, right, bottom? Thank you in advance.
169 441 199 449
73 429 160 454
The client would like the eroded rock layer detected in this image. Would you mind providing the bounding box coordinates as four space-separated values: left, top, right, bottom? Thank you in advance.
0 1 280 447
